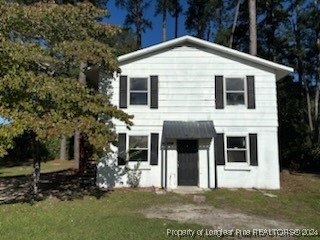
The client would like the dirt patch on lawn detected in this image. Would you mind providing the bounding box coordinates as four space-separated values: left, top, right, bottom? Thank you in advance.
141 204 300 230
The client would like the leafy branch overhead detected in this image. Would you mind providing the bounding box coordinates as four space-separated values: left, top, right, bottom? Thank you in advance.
0 2 133 158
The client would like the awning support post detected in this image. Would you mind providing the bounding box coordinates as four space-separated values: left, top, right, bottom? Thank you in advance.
164 138 168 189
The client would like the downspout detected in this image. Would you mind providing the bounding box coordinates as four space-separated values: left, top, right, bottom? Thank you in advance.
161 149 164 188
207 148 210 188
214 144 218 189
165 138 168 189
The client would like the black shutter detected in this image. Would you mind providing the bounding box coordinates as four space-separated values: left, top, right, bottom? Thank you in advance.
150 75 158 109
215 76 224 109
117 133 126 165
119 75 127 108
215 133 225 165
247 76 255 109
150 133 159 165
249 134 258 166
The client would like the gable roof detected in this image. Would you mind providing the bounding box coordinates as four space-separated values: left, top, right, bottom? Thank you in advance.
118 35 293 80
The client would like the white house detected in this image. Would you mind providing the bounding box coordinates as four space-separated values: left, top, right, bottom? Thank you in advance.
97 35 293 190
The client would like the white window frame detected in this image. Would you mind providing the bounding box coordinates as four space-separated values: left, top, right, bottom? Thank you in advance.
224 76 247 107
127 135 149 163
224 134 249 167
128 77 149 107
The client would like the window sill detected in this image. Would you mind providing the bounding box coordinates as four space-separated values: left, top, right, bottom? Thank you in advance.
224 105 247 110
128 105 149 108
224 164 253 171
126 163 151 171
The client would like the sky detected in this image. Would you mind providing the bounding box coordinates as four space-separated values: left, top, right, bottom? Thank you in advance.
105 1 190 48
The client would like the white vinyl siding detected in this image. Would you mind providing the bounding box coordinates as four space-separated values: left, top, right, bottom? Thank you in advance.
96 44 282 190
112 46 278 128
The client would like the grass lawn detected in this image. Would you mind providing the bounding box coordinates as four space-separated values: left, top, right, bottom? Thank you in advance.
203 173 320 230
0 192 202 240
0 170 319 239
0 159 74 177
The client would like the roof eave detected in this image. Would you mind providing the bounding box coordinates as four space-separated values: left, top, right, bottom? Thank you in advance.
118 35 294 80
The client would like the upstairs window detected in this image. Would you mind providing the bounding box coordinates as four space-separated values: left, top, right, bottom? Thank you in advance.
226 136 247 163
129 136 148 162
130 77 148 105
225 78 245 106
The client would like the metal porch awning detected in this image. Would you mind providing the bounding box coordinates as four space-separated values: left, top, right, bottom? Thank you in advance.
162 121 216 140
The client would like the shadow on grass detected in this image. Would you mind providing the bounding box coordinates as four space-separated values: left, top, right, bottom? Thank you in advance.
0 168 108 205
0 158 33 169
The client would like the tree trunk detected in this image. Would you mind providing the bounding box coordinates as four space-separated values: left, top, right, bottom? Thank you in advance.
74 61 87 170
229 0 241 48
295 4 314 139
136 1 142 49
313 0 320 143
313 37 320 143
60 135 67 160
305 82 314 135
174 10 178 38
32 139 41 196
248 0 257 55
74 130 80 169
206 22 211 41
162 1 166 42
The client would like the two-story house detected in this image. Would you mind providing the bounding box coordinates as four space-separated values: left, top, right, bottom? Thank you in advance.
97 36 293 190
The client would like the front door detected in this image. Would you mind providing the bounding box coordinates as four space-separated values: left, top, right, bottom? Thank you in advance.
177 140 199 186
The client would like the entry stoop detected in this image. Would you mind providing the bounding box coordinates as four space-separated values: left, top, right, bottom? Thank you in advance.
167 186 210 195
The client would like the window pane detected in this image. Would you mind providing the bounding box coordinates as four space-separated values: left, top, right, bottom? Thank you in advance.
130 93 148 105
129 136 148 148
227 150 246 162
129 150 148 161
130 78 147 90
227 93 245 105
227 137 246 148
226 78 244 91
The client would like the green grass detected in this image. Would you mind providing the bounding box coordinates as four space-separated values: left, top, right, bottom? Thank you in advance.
0 172 319 239
203 172 320 230
0 192 203 240
0 160 74 177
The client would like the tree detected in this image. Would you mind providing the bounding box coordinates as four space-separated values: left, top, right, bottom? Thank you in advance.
14 0 110 169
257 0 289 62
115 0 152 48
210 0 234 46
229 0 241 48
185 0 212 39
274 0 320 171
248 0 257 55
155 0 171 42
169 0 182 38
0 2 133 195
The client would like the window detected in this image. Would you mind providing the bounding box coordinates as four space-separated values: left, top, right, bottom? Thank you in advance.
226 136 247 163
130 78 148 105
225 78 245 105
129 136 148 162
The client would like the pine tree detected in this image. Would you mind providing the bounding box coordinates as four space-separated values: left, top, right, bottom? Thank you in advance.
116 0 152 48
169 0 182 38
185 0 212 39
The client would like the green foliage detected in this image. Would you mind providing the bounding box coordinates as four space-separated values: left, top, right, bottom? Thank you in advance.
0 2 133 159
185 0 212 39
126 162 141 188
115 0 152 48
185 0 234 43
